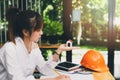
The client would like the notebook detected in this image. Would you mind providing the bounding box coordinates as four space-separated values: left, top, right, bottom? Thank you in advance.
55 61 80 71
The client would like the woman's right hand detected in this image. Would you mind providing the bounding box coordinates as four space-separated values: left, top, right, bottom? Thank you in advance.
54 75 71 80
38 75 71 80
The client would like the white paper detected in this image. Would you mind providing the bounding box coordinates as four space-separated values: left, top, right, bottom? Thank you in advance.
40 71 94 80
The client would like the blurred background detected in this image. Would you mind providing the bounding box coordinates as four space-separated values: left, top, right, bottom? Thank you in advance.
0 0 120 79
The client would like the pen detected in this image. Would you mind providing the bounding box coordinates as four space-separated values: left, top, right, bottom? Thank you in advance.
52 68 61 76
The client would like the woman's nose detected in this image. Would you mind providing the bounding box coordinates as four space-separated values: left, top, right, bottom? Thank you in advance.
40 30 43 35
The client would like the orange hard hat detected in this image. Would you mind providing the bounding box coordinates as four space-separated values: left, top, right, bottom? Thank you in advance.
80 50 109 72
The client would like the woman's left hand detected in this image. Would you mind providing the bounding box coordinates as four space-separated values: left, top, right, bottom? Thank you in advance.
56 44 80 55
58 44 80 51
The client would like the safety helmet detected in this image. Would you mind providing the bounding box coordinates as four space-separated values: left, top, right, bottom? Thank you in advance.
80 50 109 72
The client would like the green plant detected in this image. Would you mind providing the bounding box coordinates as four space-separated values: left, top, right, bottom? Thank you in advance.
43 20 63 36
42 4 63 36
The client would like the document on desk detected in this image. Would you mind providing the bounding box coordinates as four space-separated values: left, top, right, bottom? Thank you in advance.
40 72 94 80
66 73 94 80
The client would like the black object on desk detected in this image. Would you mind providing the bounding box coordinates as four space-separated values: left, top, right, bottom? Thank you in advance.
55 61 80 71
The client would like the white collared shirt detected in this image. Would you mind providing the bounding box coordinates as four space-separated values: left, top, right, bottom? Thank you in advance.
0 37 57 80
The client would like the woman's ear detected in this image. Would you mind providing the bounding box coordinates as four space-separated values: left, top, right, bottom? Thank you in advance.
22 29 29 37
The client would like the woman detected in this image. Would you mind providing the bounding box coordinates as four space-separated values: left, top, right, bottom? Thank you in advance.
0 7 76 80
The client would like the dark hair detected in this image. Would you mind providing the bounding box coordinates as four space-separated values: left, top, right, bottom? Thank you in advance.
6 7 21 43
6 7 43 42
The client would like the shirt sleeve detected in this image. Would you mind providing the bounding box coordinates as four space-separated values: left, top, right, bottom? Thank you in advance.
3 42 36 80
35 48 59 76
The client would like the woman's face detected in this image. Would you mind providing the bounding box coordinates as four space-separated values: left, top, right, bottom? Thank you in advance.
30 29 43 42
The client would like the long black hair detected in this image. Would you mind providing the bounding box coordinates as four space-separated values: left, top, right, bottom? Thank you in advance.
6 7 43 43
6 7 21 43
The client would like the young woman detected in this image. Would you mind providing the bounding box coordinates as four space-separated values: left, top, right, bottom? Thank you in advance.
0 7 77 80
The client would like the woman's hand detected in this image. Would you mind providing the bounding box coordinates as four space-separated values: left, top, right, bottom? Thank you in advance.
54 75 71 80
56 44 80 55
38 75 71 80
59 44 80 51
53 41 80 62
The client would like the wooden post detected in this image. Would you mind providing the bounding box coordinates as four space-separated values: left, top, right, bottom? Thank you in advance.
108 0 116 75
62 0 72 40
63 0 72 62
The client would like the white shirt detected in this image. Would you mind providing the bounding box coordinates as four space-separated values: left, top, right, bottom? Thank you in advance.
0 37 57 80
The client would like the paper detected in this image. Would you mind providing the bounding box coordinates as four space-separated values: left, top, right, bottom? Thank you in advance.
40 73 94 80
